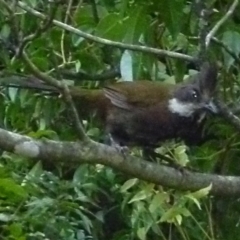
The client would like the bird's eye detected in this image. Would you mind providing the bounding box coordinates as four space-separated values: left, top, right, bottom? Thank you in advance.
191 90 198 99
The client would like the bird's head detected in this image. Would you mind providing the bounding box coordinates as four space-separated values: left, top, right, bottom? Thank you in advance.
168 62 218 117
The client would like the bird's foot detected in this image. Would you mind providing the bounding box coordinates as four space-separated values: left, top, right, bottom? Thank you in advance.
109 134 129 156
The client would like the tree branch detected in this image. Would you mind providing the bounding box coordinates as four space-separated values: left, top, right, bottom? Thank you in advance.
17 1 194 62
49 44 89 141
215 99 240 132
0 127 240 197
206 0 239 47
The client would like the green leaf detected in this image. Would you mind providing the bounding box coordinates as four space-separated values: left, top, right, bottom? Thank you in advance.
128 190 151 203
95 13 126 40
8 87 18 103
75 209 93 233
186 195 201 209
0 178 28 202
123 7 149 44
222 31 240 68
87 127 100 138
0 24 10 39
24 0 37 8
185 184 212 209
188 184 212 199
121 178 138 192
174 145 189 166
26 197 55 215
24 161 43 180
160 206 190 223
137 227 147 240
175 214 183 225
8 223 24 238
149 192 169 213
158 0 185 38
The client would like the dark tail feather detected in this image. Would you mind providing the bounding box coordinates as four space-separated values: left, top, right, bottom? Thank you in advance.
0 75 58 92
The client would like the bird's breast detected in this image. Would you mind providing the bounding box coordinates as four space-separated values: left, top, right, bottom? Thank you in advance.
107 103 205 147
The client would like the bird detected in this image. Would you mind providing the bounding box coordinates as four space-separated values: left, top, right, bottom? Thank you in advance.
0 62 218 149
103 62 218 148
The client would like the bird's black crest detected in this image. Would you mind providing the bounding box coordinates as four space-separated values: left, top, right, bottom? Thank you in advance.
196 62 218 95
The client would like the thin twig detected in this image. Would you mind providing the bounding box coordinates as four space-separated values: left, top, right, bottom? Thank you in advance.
17 2 58 57
189 36 240 66
22 51 63 89
17 1 194 62
60 0 74 63
49 44 89 141
212 37 240 66
61 83 89 141
193 1 209 62
22 49 88 141
206 0 239 47
215 99 240 132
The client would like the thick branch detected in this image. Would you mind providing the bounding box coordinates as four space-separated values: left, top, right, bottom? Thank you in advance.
0 127 240 197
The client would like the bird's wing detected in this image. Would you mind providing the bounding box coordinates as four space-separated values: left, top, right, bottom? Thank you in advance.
103 87 132 110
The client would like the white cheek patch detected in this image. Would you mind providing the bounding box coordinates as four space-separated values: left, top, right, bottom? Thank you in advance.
168 98 196 117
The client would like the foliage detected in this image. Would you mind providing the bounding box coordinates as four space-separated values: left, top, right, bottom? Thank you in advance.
0 0 238 239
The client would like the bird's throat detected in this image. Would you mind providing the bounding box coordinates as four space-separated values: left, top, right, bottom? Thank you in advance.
168 98 195 117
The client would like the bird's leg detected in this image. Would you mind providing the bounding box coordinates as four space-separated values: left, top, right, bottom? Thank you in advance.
108 134 129 156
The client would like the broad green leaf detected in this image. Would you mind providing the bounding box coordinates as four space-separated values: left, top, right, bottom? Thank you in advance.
77 230 85 240
24 161 43 181
33 98 43 119
75 209 93 233
160 207 179 223
87 127 100 137
174 145 189 166
158 0 185 38
222 31 240 68
0 178 28 201
124 7 150 44
121 178 138 192
8 87 18 103
137 227 147 240
160 206 190 223
149 192 169 213
186 195 201 209
0 24 10 39
175 214 183 225
73 165 89 185
74 5 103 27
38 118 46 130
72 26 94 46
27 197 54 209
185 184 212 209
188 184 212 199
128 190 151 203
24 0 37 8
8 223 24 238
75 60 81 72
95 13 126 41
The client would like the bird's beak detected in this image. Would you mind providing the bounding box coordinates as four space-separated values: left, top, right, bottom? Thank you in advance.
204 100 218 114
